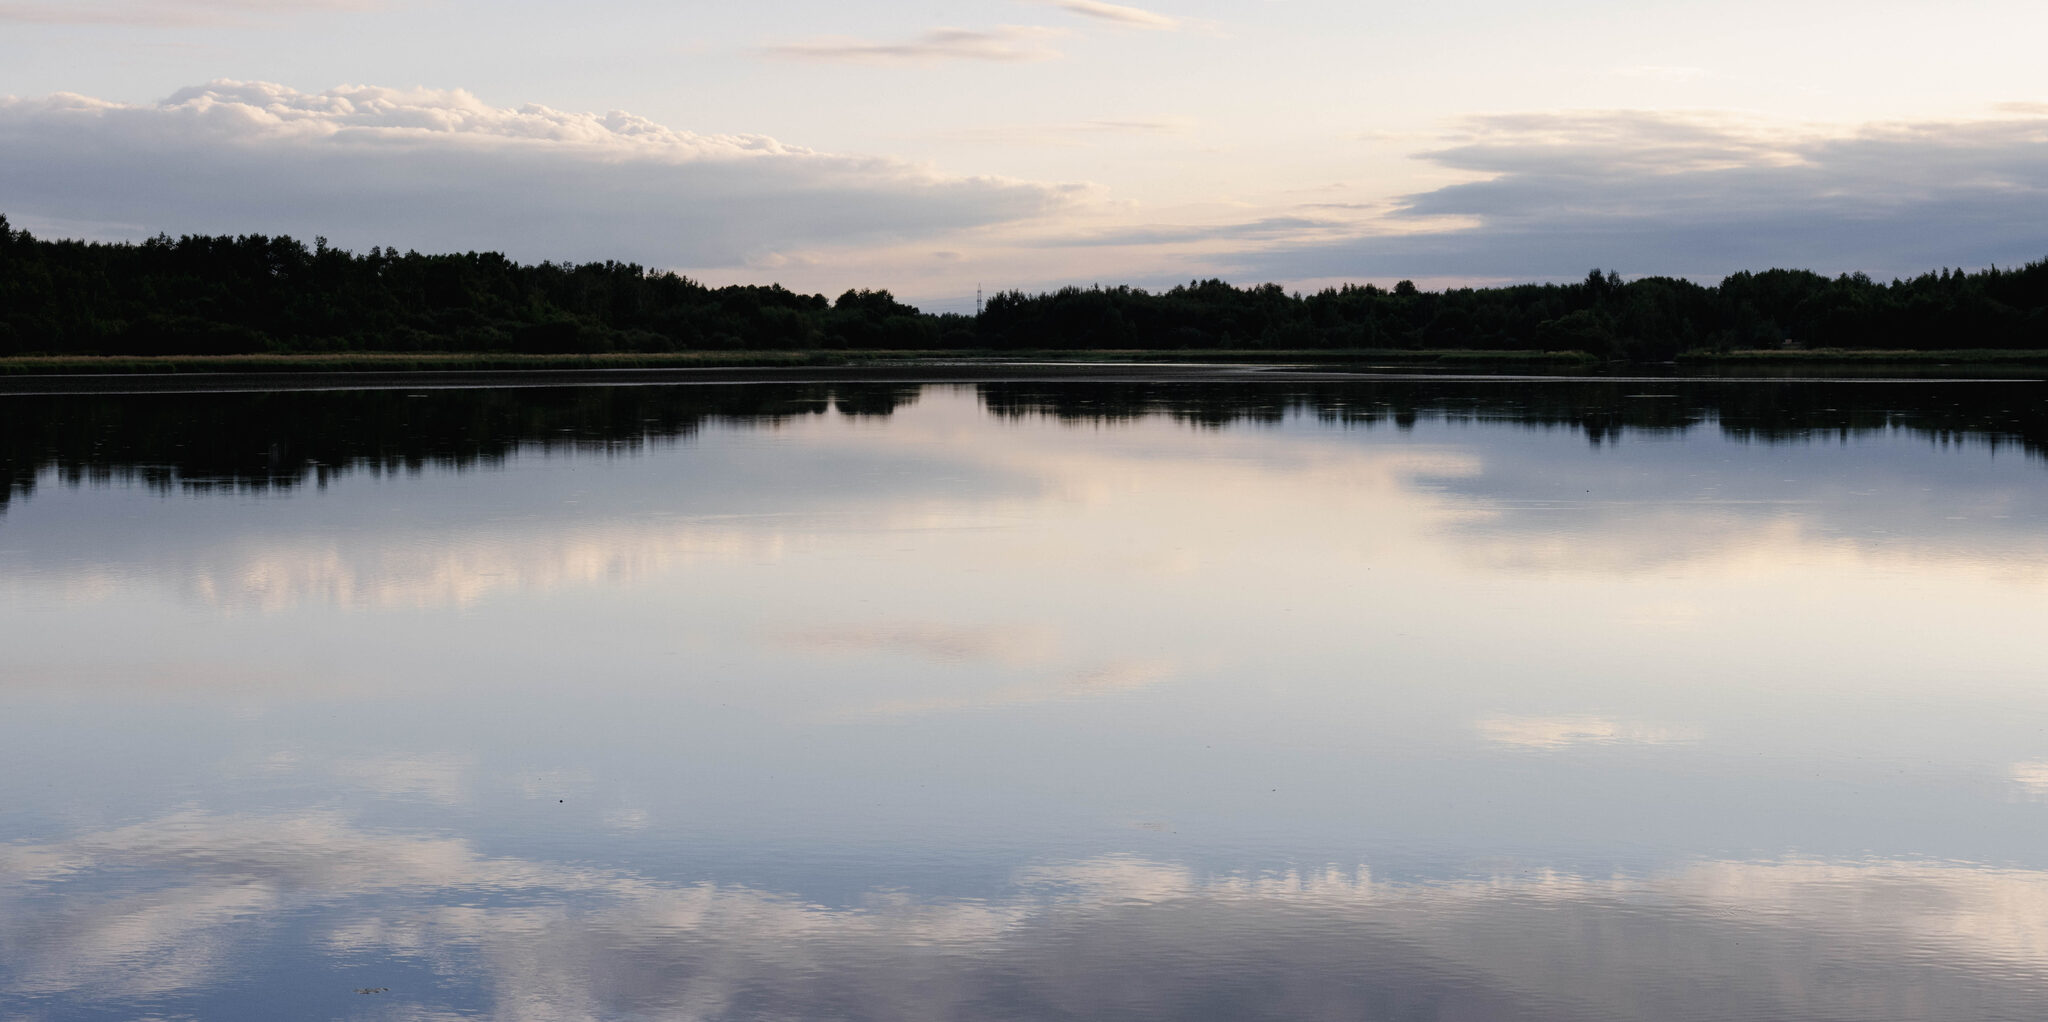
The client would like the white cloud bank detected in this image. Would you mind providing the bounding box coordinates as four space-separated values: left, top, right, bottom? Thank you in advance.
0 80 1081 274
10 86 2045 297
1235 109 2048 284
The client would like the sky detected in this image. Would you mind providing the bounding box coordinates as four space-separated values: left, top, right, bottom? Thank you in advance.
2 0 2046 310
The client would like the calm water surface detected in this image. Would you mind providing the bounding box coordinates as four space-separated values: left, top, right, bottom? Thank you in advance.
3 377 2047 1021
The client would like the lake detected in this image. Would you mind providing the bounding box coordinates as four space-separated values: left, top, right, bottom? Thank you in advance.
3 371 2046 1021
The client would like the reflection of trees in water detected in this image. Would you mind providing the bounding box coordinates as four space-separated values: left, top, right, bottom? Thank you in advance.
0 385 922 511
3 379 2041 513
978 380 2048 457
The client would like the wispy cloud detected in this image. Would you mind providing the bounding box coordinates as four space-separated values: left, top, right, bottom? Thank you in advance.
1036 0 1180 30
762 26 1066 64
1424 110 1810 174
1040 215 1350 248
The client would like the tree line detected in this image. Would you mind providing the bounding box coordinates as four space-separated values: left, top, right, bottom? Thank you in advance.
3 214 2045 358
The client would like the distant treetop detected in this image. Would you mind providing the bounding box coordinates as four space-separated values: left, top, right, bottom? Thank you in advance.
1 217 2043 358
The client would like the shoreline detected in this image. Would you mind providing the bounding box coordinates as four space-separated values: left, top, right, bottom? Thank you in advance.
2 357 2041 396
4 347 2048 376
0 349 1594 376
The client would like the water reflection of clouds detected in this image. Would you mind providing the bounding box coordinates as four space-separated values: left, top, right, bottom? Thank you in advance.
16 391 2042 623
857 658 1179 717
776 621 1060 666
0 399 1040 612
2014 761 2048 797
7 812 2048 1020
196 523 792 613
1425 431 2048 580
778 619 1177 715
1477 715 1699 749
331 753 476 807
0 512 801 613
1 394 1486 612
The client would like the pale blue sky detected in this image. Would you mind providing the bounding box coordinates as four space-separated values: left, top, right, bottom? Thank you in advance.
3 0 2045 308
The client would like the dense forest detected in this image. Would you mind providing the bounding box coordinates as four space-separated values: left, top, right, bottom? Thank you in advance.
3 214 2046 359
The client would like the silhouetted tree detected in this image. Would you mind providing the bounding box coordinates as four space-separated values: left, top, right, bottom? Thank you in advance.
3 214 2045 358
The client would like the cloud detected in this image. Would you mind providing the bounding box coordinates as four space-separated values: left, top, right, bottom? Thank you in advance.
1477 715 1697 749
0 0 376 26
777 622 1059 665
0 516 798 614
857 658 1178 716
9 812 2048 1019
332 753 475 805
185 523 791 613
762 25 1066 64
1036 0 1180 30
1427 110 1803 175
1414 420 2048 580
1234 109 2048 283
1041 214 1350 247
0 81 1081 271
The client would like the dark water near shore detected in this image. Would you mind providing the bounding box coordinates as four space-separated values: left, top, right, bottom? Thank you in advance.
3 377 2047 1021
